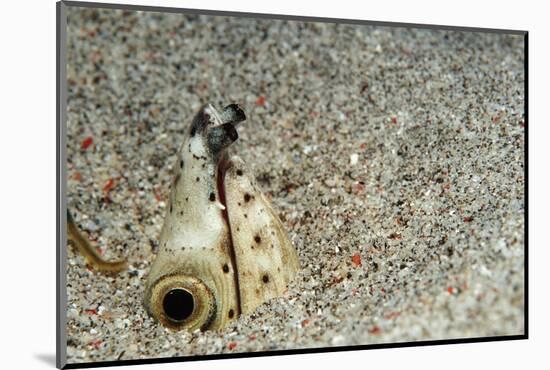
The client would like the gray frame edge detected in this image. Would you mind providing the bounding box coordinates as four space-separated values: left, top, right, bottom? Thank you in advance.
57 1 68 369
61 0 527 35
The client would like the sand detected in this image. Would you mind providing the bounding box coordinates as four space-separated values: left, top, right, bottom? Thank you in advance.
64 6 525 365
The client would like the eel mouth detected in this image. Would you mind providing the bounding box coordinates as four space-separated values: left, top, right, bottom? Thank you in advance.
216 153 233 224
211 102 246 215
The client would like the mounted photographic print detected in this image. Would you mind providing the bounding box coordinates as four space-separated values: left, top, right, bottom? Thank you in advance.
56 1 527 368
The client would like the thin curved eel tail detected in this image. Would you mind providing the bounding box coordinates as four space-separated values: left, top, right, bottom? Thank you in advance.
67 210 129 274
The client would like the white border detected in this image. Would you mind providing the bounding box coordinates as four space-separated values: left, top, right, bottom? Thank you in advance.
2 1 547 369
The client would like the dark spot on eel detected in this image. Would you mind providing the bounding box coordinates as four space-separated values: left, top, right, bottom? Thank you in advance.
209 192 216 202
222 264 229 273
228 309 235 319
262 274 269 283
236 169 243 176
196 177 200 182
244 193 251 202
254 235 261 244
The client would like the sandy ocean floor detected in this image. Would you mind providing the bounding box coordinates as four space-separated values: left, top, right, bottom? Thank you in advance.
65 6 525 365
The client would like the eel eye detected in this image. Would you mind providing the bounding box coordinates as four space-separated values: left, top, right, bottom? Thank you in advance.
145 274 216 331
163 288 194 322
